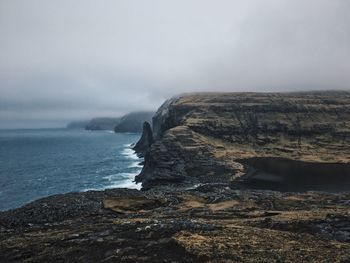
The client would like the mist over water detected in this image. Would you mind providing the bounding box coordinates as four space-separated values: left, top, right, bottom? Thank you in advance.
1 0 349 129
0 129 142 211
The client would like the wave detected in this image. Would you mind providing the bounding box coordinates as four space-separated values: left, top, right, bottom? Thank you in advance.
103 172 136 181
82 186 105 192
83 144 143 192
120 148 140 160
102 172 141 189
106 144 143 190
105 179 142 190
128 161 143 168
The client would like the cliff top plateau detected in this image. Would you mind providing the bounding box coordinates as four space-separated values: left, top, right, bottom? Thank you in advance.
136 91 350 190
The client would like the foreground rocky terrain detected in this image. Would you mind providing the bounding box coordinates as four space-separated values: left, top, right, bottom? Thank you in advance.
1 91 350 262
1 186 349 262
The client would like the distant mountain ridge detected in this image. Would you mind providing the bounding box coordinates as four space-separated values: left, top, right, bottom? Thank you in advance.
114 111 153 133
66 111 154 132
66 120 89 129
85 117 121 131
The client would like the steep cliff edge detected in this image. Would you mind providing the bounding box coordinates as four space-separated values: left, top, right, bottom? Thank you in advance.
135 91 350 190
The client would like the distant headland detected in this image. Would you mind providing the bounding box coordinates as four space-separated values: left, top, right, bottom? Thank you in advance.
66 111 154 132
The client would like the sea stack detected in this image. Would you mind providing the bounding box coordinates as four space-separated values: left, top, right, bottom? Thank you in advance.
133 121 154 157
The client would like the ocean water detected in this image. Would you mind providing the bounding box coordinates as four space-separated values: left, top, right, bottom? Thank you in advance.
0 129 142 211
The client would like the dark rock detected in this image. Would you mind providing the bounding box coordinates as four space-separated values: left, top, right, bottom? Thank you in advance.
133 121 154 157
1 188 349 262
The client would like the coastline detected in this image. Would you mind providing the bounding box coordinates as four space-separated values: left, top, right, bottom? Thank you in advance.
0 130 143 211
1 91 349 262
74 143 143 192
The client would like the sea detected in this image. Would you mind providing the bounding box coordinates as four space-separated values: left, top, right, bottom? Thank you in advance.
0 129 142 211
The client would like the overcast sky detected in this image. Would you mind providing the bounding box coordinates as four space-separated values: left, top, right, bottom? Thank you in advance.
0 0 349 128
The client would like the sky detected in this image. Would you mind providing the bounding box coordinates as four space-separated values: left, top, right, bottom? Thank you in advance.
0 0 349 128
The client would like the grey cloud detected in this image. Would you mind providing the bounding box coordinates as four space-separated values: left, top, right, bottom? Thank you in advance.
0 0 349 128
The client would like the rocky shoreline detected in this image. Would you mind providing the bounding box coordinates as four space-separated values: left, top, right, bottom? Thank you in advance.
1 91 350 262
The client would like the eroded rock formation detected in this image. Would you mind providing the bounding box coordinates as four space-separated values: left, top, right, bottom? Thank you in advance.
133 121 154 157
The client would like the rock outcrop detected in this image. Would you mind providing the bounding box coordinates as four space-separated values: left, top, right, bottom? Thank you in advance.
133 121 154 157
136 91 350 189
114 111 154 133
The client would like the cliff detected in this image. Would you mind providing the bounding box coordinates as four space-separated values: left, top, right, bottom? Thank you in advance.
136 91 350 189
133 121 154 157
114 111 154 133
85 117 121 131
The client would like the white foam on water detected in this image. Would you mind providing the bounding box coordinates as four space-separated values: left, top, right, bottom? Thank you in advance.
107 145 143 190
120 148 140 160
128 161 143 168
83 144 143 192
82 186 105 192
107 179 142 190
102 171 142 190
103 172 136 181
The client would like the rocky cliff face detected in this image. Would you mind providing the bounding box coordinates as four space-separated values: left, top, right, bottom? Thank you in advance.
136 91 350 189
